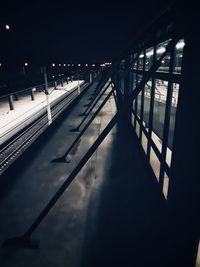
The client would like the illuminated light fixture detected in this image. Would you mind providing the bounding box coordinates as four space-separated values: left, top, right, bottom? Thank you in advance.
146 50 154 57
5 24 10 30
24 62 28 66
59 64 61 67
52 63 56 67
78 64 81 67
85 64 88 66
161 60 165 64
32 88 36 91
176 40 185 49
92 64 95 67
157 47 166 54
100 64 106 67
0 63 2 67
139 54 144 58
52 75 55 78
68 64 70 66
72 64 74 66
63 64 66 66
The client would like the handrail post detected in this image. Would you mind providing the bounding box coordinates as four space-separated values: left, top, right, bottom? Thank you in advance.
8 95 14 110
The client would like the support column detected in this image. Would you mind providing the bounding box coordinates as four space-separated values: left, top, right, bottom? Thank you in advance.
30 89 35 101
167 10 200 267
8 95 14 110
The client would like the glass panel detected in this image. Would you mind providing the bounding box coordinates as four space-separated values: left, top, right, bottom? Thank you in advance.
138 74 143 83
131 113 135 127
152 79 168 149
143 79 152 131
163 172 169 199
156 39 171 73
145 47 154 70
157 54 171 73
150 147 160 181
151 131 162 153
133 54 138 69
132 73 137 90
166 147 172 168
132 99 135 112
156 39 171 60
137 75 143 118
136 121 140 138
137 93 142 118
142 132 148 154
174 39 185 74
138 52 144 70
166 83 180 167
168 83 179 149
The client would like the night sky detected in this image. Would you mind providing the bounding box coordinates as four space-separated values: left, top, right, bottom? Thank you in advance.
1 0 173 69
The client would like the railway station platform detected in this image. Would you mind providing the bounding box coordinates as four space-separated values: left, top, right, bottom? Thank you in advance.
0 78 168 267
0 80 84 145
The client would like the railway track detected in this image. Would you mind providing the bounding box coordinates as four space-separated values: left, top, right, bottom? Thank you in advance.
0 82 89 176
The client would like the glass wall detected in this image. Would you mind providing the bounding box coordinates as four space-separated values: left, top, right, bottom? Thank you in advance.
130 38 184 199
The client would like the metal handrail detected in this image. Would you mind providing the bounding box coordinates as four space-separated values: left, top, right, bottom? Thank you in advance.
0 77 68 99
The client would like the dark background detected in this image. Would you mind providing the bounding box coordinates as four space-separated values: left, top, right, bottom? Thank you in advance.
1 0 173 70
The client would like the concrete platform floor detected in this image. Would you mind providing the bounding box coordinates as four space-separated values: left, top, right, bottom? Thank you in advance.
0 79 169 267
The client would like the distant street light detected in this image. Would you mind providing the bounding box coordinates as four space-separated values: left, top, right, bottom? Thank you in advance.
5 24 10 30
22 62 28 74
52 63 56 67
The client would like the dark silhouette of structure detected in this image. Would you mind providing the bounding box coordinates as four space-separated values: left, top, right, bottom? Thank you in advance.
0 2 199 267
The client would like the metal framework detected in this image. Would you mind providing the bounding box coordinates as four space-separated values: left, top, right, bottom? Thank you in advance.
2 3 199 266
